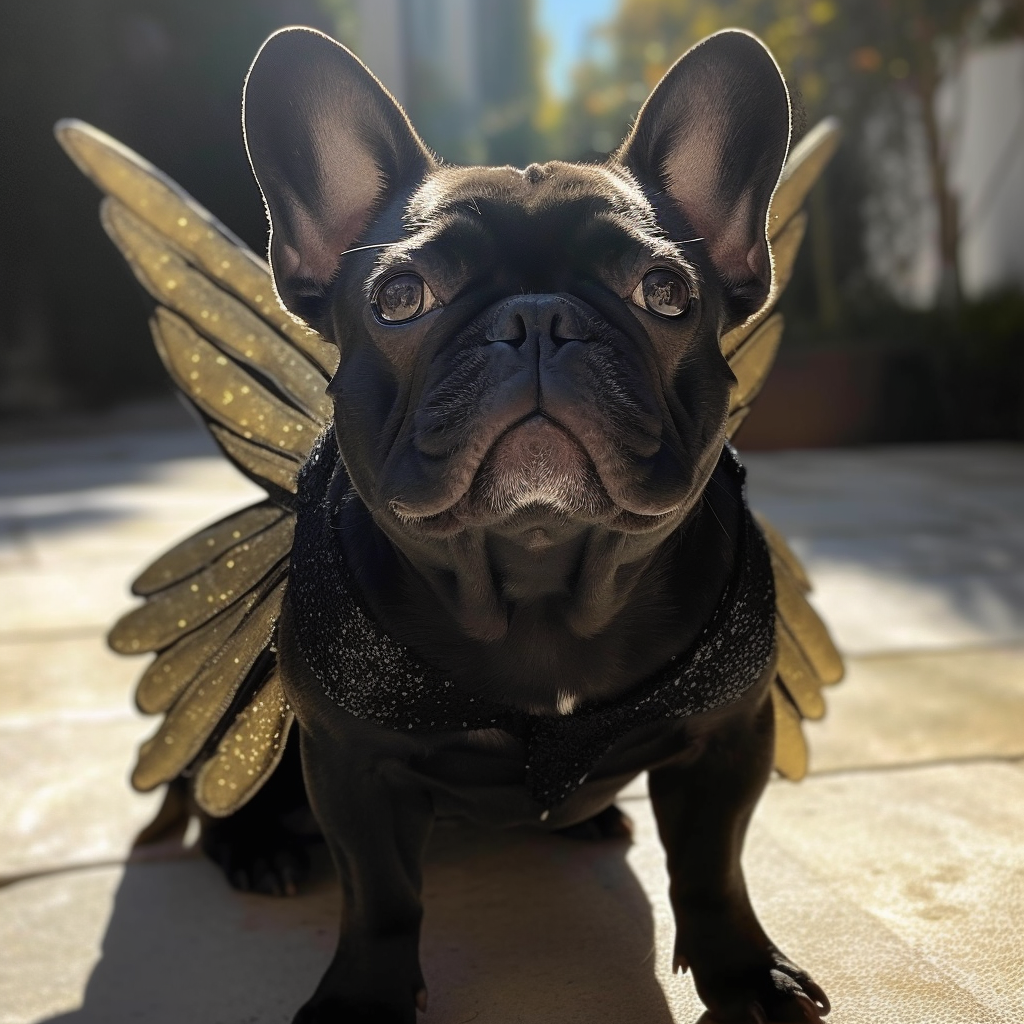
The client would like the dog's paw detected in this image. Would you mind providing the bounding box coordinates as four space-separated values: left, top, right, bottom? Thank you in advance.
293 967 425 1024
687 946 829 1024
557 804 634 841
293 993 422 1024
293 934 426 1023
201 819 311 897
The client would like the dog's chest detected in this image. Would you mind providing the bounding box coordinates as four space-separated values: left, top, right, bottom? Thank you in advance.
286 432 776 811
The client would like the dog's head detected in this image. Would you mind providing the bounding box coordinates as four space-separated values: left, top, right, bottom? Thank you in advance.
244 28 789 552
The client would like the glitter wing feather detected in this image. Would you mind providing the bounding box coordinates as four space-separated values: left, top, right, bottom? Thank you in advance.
57 114 842 815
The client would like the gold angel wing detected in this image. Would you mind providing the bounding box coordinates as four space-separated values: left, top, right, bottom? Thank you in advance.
59 112 843 814
723 118 846 779
55 119 334 815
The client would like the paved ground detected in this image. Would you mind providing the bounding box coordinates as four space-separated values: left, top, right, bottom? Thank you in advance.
1 403 1022 1024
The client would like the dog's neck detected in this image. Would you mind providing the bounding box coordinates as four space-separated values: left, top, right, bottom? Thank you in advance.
335 454 743 715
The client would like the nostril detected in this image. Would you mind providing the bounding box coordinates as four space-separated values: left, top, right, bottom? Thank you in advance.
550 306 588 344
485 309 529 345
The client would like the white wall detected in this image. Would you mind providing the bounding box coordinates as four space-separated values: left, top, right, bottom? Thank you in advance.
948 41 1024 297
865 41 1024 307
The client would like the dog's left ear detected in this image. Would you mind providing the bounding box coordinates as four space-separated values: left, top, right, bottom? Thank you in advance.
616 30 791 324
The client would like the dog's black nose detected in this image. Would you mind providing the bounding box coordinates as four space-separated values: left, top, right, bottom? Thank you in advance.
485 295 589 347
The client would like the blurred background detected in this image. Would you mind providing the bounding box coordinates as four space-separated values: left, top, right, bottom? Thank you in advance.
2 0 1023 447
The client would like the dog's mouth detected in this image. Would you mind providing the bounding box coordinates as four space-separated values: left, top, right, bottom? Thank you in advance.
389 413 680 531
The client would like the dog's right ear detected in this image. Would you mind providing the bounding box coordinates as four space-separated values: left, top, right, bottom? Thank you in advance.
244 27 434 325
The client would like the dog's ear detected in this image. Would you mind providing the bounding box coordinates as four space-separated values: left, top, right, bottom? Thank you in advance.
244 27 434 323
616 30 791 324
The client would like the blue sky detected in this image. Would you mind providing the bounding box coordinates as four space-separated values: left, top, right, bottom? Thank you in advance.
537 0 617 96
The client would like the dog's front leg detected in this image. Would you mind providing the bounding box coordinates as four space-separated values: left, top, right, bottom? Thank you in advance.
649 686 830 1023
294 724 433 1024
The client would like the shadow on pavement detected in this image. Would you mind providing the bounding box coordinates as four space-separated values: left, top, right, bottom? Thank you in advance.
42 820 674 1024
0 425 219 501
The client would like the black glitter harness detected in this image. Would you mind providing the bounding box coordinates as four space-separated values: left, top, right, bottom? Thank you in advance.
289 431 776 810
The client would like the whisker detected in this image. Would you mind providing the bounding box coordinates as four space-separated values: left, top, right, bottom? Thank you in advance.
704 472 735 499
338 241 402 258
701 492 730 540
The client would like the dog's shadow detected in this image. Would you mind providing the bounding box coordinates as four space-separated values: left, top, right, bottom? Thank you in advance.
42 817 679 1024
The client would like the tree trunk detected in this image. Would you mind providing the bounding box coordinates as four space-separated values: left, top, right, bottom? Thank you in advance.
910 1 964 307
810 179 843 332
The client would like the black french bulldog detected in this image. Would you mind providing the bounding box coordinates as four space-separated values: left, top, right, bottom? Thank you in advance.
204 25 830 1024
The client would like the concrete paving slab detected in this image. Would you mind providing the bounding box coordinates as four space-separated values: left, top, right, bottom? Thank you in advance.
0 866 116 1024
745 443 1024 653
0 426 262 637
760 761 1024 1023
0 504 261 640
794 564 1024 654
0 713 160 883
807 645 1024 772
5 472 263 553
15 504 253 571
0 636 142 721
0 860 333 1024
745 445 1024 534
2 762 1021 1024
0 431 253 510
0 565 163 637
0 631 162 882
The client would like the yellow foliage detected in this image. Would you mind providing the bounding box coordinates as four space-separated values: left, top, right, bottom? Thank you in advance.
809 0 837 26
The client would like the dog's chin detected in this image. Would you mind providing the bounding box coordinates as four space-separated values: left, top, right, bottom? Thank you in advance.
464 416 609 520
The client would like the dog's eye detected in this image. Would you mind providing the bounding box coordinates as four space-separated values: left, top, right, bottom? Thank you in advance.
632 269 692 318
372 274 436 323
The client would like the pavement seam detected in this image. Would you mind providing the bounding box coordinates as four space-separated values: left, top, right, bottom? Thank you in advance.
0 626 109 644
0 846 203 890
845 642 1024 663
0 707 140 729
807 751 1024 778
